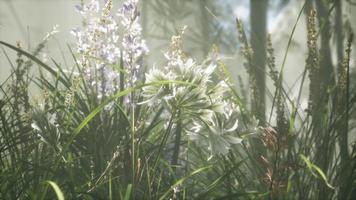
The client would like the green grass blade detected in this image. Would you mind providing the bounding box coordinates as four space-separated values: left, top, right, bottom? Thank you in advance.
123 184 132 200
45 181 64 200
300 154 335 189
0 40 70 88
159 166 212 200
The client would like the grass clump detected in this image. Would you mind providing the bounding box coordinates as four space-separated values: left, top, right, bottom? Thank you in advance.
0 0 355 199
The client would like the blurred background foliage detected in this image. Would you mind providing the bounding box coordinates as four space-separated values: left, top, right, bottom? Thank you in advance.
1 0 356 112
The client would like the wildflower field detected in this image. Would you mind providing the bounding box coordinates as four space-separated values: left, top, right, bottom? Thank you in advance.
0 0 355 199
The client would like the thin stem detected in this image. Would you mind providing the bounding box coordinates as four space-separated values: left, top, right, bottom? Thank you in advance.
171 110 182 167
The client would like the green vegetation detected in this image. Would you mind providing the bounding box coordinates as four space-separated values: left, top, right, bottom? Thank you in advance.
0 0 355 199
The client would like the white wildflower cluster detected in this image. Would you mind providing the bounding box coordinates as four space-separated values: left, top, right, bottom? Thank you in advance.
141 30 242 158
118 0 149 86
187 104 241 160
71 0 147 101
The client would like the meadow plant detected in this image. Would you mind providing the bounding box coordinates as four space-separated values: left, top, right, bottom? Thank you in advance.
141 28 242 160
1 0 249 198
71 0 147 103
0 0 355 199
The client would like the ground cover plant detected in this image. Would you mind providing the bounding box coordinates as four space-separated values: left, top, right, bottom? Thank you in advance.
0 0 355 199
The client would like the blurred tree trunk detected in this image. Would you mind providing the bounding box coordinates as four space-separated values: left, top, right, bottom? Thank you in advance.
334 1 350 199
250 0 267 124
315 0 335 86
314 0 335 199
335 0 343 62
249 0 268 161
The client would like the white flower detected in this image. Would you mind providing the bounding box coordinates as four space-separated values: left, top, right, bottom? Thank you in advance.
139 67 173 106
31 122 41 132
47 113 57 126
140 28 241 160
72 0 121 100
72 0 148 106
187 110 242 160
118 0 148 88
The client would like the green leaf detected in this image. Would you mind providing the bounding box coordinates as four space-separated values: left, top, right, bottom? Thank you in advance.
159 166 212 200
57 80 195 160
73 80 192 135
300 154 334 189
0 41 70 88
196 158 247 199
123 184 132 200
45 181 64 200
